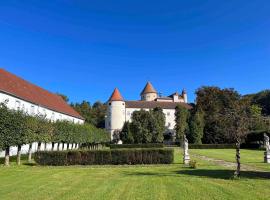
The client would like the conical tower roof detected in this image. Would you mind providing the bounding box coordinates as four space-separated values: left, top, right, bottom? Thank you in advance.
108 88 124 101
140 82 157 95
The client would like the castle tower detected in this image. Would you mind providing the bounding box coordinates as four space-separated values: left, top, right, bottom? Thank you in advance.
140 82 158 101
105 88 126 140
182 89 188 103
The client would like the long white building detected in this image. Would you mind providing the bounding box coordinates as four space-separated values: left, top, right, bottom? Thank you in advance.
105 82 192 140
0 68 84 156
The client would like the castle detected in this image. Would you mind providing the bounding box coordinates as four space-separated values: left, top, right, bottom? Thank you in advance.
105 82 192 140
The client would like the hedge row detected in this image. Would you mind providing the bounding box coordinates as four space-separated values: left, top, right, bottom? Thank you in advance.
34 148 173 165
109 143 164 149
189 144 235 149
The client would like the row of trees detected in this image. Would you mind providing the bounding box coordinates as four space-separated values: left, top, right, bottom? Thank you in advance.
0 104 110 166
119 107 166 144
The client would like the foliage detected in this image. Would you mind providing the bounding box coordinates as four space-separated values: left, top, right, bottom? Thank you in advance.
245 90 270 116
174 105 189 143
34 148 174 165
71 100 107 128
150 107 166 143
120 122 134 143
189 160 197 169
120 108 166 144
188 108 205 144
195 86 241 144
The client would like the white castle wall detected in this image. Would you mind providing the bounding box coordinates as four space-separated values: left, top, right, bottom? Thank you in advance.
106 100 126 139
0 92 84 157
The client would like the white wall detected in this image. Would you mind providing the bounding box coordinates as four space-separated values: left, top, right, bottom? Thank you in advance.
0 92 84 124
0 92 84 157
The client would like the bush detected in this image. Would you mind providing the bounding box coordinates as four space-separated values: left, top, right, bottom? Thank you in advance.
109 143 164 149
189 160 197 169
34 148 173 166
189 144 235 149
35 151 68 166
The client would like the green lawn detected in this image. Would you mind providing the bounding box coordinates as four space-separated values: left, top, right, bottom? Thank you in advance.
0 148 270 200
190 149 270 171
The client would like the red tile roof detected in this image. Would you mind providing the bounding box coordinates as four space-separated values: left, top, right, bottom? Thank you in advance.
140 82 157 95
125 101 192 109
0 68 84 120
108 88 124 101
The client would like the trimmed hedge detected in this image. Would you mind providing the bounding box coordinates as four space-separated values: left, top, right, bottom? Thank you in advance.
34 148 173 166
109 143 164 149
189 144 235 149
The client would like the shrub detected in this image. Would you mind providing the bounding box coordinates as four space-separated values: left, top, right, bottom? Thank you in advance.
109 143 164 149
189 144 235 149
189 160 197 169
34 148 173 166
34 151 67 166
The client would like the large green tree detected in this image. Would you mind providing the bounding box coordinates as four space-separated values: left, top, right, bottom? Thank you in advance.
189 108 205 144
150 107 165 143
174 105 189 144
195 86 240 144
120 122 134 144
71 101 107 128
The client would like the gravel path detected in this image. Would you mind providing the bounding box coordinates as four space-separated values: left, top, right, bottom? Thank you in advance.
192 154 266 172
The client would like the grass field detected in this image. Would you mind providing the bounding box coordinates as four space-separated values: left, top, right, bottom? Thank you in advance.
1 148 270 200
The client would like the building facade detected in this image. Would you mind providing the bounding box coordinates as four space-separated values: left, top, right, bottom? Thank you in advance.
105 82 192 139
0 68 84 156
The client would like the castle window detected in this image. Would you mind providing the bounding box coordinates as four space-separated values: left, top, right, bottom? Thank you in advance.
167 112 170 116
168 122 171 127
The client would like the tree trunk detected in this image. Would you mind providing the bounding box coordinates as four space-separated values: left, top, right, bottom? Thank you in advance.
67 143 70 150
44 143 47 151
37 142 41 151
62 143 65 150
51 142 55 151
234 141 241 177
28 143 32 162
57 143 60 151
5 147 10 166
17 145 22 165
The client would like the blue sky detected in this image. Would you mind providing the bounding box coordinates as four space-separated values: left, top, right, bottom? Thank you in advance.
0 0 270 104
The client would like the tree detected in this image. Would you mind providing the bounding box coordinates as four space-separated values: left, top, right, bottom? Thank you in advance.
131 110 152 143
0 104 19 166
71 100 107 128
12 110 28 165
245 90 270 116
120 122 134 143
175 105 189 145
223 99 251 177
25 116 39 162
189 108 205 144
150 107 165 143
36 116 54 151
195 86 240 143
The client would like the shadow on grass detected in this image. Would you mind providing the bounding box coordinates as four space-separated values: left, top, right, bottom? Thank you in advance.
123 169 270 180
